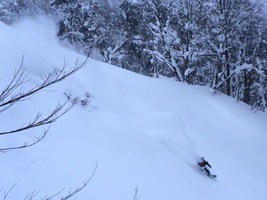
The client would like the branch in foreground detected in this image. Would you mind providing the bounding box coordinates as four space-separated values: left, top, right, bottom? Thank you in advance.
0 100 75 152
1 163 97 200
132 187 141 200
0 56 88 112
0 56 89 151
1 182 17 200
0 100 74 136
0 125 51 153
43 162 98 200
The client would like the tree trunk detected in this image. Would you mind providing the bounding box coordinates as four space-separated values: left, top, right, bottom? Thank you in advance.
243 69 250 104
225 49 231 96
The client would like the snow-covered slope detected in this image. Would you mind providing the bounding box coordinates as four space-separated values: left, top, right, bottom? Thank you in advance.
1 18 267 200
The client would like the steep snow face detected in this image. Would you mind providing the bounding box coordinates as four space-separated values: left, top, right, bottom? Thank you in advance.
0 18 267 200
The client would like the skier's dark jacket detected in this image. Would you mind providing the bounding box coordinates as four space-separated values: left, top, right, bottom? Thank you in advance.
198 160 211 168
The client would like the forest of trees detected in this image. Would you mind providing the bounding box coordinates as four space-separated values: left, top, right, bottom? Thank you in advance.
1 0 266 111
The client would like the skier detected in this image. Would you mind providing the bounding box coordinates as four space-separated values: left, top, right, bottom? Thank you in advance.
198 157 212 176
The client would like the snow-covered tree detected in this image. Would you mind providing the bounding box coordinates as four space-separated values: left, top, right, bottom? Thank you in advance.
1 0 265 110
140 0 184 79
168 0 211 84
117 0 151 73
53 0 112 54
94 4 128 66
0 0 49 24
204 1 257 93
203 0 267 109
0 1 18 24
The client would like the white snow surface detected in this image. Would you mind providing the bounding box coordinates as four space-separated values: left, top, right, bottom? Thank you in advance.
1 18 267 200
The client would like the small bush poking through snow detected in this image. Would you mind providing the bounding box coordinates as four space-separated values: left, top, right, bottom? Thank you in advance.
64 92 91 106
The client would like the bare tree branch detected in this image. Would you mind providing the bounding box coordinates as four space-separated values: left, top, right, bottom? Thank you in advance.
40 162 98 200
132 187 141 200
23 190 40 200
0 56 89 151
0 100 73 136
0 57 88 111
0 57 29 113
0 162 97 200
0 125 51 152
60 162 97 200
1 182 17 200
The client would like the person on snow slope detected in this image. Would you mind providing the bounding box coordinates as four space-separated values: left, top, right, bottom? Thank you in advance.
198 157 212 176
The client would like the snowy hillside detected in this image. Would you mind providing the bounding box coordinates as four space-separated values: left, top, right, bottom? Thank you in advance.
1 18 267 200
